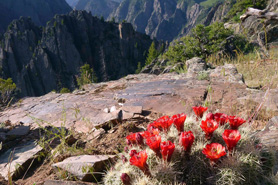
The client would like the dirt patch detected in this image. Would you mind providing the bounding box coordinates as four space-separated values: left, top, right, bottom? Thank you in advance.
86 118 150 155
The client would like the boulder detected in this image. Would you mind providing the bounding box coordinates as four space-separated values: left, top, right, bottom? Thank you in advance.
186 57 207 77
0 141 43 180
52 155 115 182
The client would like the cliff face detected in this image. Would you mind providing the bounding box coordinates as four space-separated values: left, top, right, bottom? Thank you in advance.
66 0 80 7
0 0 72 33
0 11 155 97
75 0 120 19
109 0 231 41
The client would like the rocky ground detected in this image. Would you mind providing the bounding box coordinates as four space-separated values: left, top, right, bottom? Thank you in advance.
0 58 277 184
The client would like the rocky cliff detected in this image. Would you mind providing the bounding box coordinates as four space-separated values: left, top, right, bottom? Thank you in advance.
0 11 155 97
109 0 231 41
75 0 120 19
0 0 72 33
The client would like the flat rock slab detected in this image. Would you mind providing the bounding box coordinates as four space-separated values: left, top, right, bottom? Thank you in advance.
52 155 115 181
0 141 42 180
257 116 278 149
44 180 95 185
0 72 276 134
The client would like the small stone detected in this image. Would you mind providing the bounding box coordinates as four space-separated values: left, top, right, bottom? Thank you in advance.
110 106 117 113
103 108 109 113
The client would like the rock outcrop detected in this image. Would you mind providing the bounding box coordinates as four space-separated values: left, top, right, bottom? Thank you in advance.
0 0 72 33
0 11 155 97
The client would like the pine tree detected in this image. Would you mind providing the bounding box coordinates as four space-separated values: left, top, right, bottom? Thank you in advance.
145 42 158 66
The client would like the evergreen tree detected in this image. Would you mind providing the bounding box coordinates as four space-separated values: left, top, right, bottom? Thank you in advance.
145 42 158 66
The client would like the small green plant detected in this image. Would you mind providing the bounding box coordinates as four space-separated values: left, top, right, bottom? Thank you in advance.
76 64 97 88
60 88 71 94
135 62 142 74
0 78 17 106
197 71 210 81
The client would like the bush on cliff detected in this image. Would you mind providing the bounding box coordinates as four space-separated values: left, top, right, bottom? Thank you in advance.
163 22 252 64
0 78 17 106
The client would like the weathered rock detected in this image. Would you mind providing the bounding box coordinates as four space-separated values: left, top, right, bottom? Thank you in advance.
0 132 6 142
256 116 278 175
52 155 115 181
122 106 142 114
209 64 244 84
44 180 94 185
257 117 278 149
6 126 30 137
0 141 43 180
186 57 207 77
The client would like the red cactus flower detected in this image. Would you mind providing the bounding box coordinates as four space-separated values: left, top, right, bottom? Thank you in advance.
202 143 226 163
228 116 246 130
206 113 214 120
129 150 138 157
156 115 173 132
121 173 131 185
200 119 219 140
126 132 144 146
193 106 208 119
222 129 241 152
147 122 159 131
160 141 175 162
141 128 160 139
130 150 151 176
214 113 228 126
179 131 195 153
172 113 187 132
146 135 161 157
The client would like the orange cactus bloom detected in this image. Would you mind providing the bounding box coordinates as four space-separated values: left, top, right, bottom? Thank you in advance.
200 119 219 140
160 141 175 162
179 131 195 152
228 116 246 130
222 129 241 152
202 143 226 162
172 113 187 132
192 106 208 118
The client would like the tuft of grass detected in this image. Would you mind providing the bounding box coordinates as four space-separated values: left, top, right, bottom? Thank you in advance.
207 47 278 88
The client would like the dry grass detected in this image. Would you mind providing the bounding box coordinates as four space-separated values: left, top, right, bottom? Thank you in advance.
103 113 277 185
207 48 278 89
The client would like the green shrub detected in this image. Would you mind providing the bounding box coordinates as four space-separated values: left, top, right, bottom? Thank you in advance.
164 22 251 64
225 0 267 22
76 64 97 88
60 88 71 94
0 78 17 105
